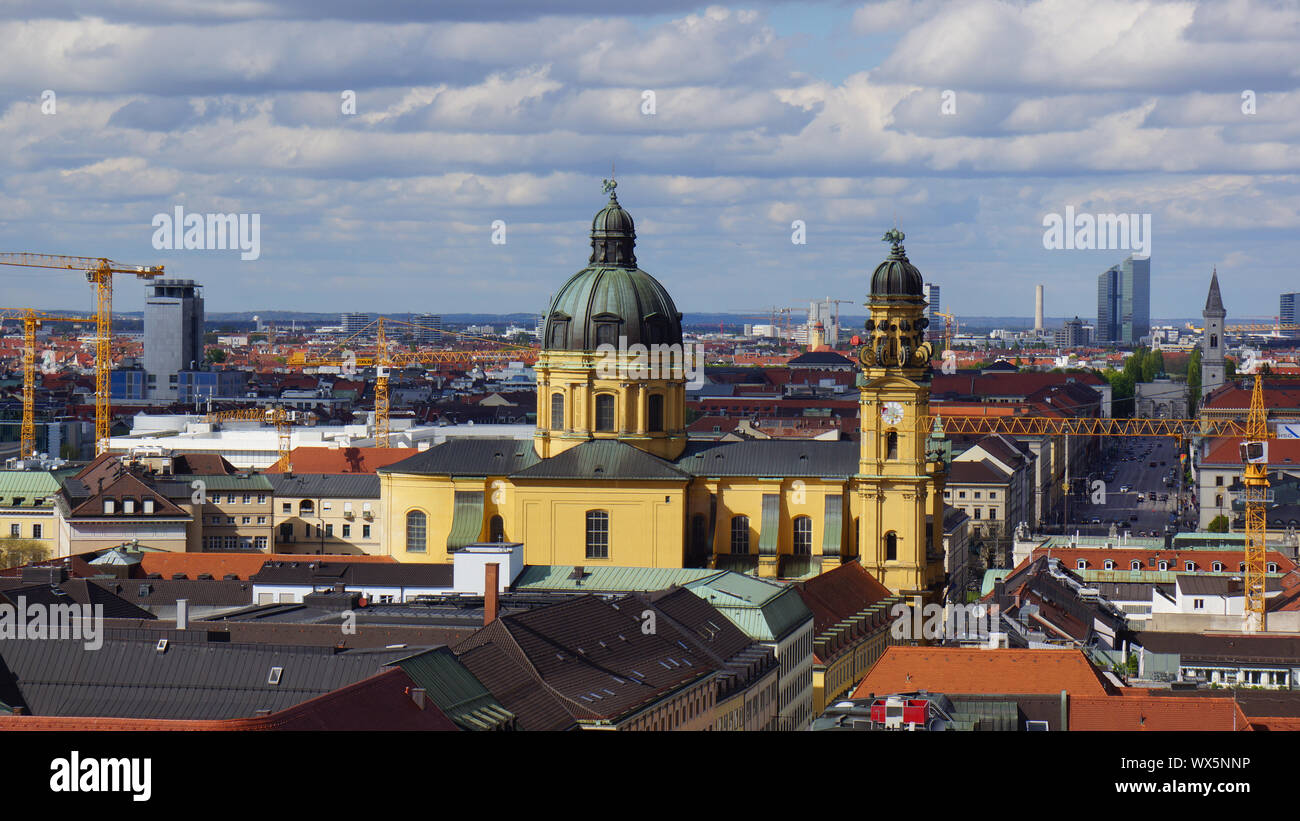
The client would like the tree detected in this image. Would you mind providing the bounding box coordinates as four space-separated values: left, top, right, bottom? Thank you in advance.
1226 357 1237 379
206 348 227 364
1 537 49 569
1146 350 1165 382
1207 515 1230 533
1187 347 1202 413
1104 368 1136 419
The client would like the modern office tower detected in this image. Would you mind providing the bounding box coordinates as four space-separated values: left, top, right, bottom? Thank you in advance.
414 313 443 344
1034 284 1044 331
341 312 371 337
1202 270 1226 399
922 283 941 343
1096 255 1150 346
806 300 841 347
1282 292 1299 339
144 279 204 401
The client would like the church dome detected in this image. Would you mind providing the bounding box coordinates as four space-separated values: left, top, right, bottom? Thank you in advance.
542 183 683 352
870 229 924 299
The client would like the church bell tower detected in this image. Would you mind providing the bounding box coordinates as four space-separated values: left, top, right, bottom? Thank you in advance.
852 230 947 598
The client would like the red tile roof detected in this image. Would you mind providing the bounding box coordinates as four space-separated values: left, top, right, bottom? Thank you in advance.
1024 546 1295 575
1250 716 1300 731
851 646 1114 699
267 446 419 474
795 560 892 636
1070 695 1251 731
139 551 395 580
1202 436 1300 468
1202 382 1300 411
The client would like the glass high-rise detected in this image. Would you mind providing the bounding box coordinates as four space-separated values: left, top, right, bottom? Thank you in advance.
1096 256 1150 346
1282 293 1299 339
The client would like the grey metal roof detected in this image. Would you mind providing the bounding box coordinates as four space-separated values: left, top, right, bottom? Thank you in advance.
265 473 380 498
512 439 692 481
675 439 858 478
249 560 455 588
379 438 540 477
0 630 416 719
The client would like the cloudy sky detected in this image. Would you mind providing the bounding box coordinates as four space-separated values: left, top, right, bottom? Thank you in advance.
1 0 1298 321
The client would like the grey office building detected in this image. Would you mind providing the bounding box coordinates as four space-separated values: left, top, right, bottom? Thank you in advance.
1096 256 1150 346
414 313 443 344
922 283 941 344
341 312 371 338
1282 293 1299 339
144 279 204 401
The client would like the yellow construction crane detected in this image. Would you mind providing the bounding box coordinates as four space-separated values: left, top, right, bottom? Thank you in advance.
288 317 537 447
935 311 957 351
14 310 96 459
0 253 164 454
1240 372 1270 631
1185 320 1300 335
202 407 295 471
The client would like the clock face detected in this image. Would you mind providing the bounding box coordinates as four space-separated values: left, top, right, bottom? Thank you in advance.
881 402 904 426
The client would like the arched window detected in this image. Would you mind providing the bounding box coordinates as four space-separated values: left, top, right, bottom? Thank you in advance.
1104 560 1115 570
406 511 427 553
550 392 564 431
648 393 664 432
885 531 898 562
299 500 313 515
793 516 813 556
886 432 898 460
489 515 505 543
1210 334 1217 348
586 510 609 559
1131 560 1141 571
1077 559 1087 570
731 516 750 554
595 394 616 432
1212 562 1223 572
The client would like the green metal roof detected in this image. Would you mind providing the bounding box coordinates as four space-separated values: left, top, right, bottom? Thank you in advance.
0 470 67 508
392 647 515 731
980 568 1012 597
684 573 812 642
446 490 484 553
168 474 274 491
512 564 726 592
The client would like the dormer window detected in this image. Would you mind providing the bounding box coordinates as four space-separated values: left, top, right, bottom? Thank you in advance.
123 498 136 514
143 498 155 514
103 498 115 514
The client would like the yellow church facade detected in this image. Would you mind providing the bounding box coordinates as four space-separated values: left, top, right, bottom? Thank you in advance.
378 188 947 599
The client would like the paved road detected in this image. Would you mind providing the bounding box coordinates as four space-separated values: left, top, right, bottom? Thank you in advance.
1059 436 1193 537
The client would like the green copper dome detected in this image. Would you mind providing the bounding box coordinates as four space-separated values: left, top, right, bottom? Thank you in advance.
870 229 925 299
542 184 683 352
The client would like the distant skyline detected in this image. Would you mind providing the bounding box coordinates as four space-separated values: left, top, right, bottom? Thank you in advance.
1 1 1298 318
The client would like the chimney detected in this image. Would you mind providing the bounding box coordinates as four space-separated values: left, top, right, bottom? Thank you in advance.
409 687 426 710
484 563 500 626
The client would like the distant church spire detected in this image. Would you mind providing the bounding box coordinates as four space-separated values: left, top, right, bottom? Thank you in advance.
1205 267 1225 315
1202 268 1226 399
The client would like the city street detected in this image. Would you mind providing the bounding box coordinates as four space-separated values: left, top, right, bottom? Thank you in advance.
1063 436 1193 538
